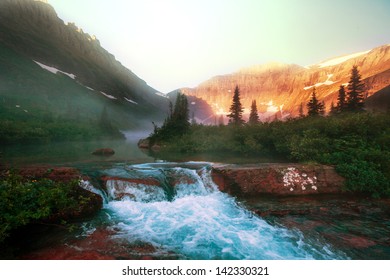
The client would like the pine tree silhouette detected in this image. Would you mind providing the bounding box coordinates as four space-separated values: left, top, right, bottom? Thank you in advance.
307 87 324 116
227 85 245 125
336 85 347 113
346 66 365 112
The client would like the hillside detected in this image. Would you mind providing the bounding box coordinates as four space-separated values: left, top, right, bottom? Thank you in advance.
182 45 390 121
0 0 168 132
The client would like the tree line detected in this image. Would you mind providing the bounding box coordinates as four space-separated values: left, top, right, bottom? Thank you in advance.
149 65 368 141
227 65 367 124
308 66 365 116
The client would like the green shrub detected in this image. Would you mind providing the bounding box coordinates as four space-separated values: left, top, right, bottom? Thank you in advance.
0 172 88 242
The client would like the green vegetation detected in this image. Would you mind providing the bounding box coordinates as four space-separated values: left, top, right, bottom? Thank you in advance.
0 172 91 242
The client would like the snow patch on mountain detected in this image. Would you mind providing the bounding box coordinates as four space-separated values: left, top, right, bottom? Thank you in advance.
100 91 117 100
304 74 337 90
34 61 76 79
155 92 168 98
265 100 280 113
124 97 138 105
317 50 371 68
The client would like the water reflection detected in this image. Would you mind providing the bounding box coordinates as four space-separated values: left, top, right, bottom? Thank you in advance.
0 132 153 166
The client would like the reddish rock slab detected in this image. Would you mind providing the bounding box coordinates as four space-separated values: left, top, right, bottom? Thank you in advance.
138 138 150 149
212 163 345 197
324 233 378 249
92 148 115 156
101 176 161 186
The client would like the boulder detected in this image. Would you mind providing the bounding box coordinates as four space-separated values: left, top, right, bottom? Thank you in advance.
137 138 150 149
92 148 115 156
212 163 345 197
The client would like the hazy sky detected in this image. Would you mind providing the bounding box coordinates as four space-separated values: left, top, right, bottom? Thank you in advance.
48 0 390 93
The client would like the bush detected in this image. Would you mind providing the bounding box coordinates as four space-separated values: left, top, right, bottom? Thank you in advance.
0 171 89 242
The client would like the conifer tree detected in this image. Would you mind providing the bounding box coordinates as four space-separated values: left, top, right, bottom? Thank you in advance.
171 92 190 131
307 87 325 116
227 85 245 125
336 85 347 113
248 100 260 124
346 66 365 111
151 92 190 140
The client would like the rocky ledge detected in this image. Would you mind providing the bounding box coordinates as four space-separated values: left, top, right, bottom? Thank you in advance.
211 163 345 197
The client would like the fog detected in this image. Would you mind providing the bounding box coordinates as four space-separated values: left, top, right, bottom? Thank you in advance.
121 129 151 144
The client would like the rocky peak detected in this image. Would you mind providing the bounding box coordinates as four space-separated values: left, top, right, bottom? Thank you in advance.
182 44 390 121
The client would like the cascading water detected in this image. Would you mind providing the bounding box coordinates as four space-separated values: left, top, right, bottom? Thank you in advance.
86 162 346 260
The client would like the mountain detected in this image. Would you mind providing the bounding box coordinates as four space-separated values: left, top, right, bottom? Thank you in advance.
181 44 390 121
0 0 168 131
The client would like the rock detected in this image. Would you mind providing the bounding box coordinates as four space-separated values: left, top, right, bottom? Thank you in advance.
212 163 345 197
137 138 150 149
101 176 162 201
92 148 115 156
101 176 161 186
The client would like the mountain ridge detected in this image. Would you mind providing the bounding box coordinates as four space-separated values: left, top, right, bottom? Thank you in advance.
182 44 390 121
